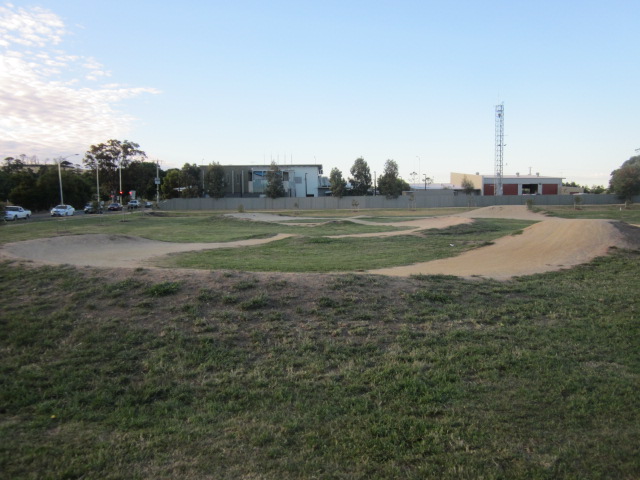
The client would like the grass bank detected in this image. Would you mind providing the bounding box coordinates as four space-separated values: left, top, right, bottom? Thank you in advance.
156 219 532 272
537 204 640 222
0 212 407 245
1 247 639 478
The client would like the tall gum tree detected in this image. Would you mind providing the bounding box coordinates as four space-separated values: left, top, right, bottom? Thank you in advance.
349 157 371 196
83 140 146 197
329 167 347 198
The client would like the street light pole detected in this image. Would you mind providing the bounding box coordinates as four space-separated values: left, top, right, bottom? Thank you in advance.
95 158 100 210
156 160 160 204
118 152 123 203
57 154 79 204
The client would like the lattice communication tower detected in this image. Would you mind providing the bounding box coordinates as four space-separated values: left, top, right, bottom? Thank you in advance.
494 103 504 195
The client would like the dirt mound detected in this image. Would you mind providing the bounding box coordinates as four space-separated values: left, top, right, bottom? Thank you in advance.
2 209 636 280
369 219 630 280
456 205 548 220
328 216 473 238
1 233 293 268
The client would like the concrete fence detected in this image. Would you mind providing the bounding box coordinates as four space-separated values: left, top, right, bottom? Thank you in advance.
158 193 638 212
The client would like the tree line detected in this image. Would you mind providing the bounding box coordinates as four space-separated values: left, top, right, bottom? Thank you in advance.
2 140 639 210
0 140 229 210
328 158 412 199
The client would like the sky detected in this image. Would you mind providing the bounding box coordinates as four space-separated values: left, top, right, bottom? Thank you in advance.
1 0 638 187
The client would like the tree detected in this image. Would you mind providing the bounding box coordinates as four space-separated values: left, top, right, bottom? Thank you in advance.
124 161 161 200
6 165 92 210
83 139 146 197
161 169 183 199
3 157 25 173
6 169 38 209
586 185 606 194
265 162 286 199
329 167 347 198
609 155 640 201
180 163 203 198
461 175 476 207
204 162 226 198
349 157 371 196
378 159 408 199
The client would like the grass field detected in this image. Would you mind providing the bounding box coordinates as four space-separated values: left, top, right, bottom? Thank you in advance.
537 204 640 223
156 219 532 272
0 212 408 244
1 206 639 478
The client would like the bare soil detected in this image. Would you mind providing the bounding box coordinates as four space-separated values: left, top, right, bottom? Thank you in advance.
2 206 638 280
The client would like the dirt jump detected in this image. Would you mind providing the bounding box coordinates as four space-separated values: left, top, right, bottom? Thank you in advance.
2 206 637 280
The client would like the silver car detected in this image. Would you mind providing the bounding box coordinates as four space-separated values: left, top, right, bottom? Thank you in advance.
51 205 75 217
4 206 31 220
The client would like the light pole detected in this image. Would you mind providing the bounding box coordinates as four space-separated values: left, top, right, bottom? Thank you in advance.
156 160 160 204
118 150 123 203
57 154 79 204
95 157 101 210
423 174 432 190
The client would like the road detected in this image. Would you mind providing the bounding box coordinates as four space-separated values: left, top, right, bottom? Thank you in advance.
6 209 144 224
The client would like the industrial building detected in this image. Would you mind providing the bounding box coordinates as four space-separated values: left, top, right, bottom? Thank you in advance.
204 164 328 198
450 172 564 196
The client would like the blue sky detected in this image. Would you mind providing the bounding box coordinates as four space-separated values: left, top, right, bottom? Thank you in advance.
1 0 638 186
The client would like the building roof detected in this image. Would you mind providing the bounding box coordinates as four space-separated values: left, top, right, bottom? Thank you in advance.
480 174 563 180
216 164 323 169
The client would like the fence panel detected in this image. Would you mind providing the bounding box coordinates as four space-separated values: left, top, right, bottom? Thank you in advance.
159 194 638 211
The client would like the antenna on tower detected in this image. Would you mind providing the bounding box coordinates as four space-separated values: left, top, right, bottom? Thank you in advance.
494 103 505 195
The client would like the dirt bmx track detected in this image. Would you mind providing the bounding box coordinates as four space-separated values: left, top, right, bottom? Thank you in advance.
2 206 636 280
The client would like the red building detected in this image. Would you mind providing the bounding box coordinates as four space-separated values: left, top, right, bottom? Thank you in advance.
451 172 563 196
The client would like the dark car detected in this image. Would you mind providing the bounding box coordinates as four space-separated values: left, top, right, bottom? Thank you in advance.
107 203 123 211
84 203 103 214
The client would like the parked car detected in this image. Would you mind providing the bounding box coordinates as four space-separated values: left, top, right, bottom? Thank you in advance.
128 200 140 209
84 203 103 214
50 205 75 217
144 201 153 208
107 203 123 211
4 205 31 221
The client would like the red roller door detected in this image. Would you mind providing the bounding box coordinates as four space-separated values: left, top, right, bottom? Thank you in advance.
503 184 518 195
484 184 494 195
542 184 558 195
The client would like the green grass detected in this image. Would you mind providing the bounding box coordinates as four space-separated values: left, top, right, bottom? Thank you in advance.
537 204 640 222
0 213 406 244
1 248 639 478
267 207 477 218
156 219 533 272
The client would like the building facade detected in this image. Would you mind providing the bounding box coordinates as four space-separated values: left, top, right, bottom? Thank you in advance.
204 164 325 198
450 172 563 196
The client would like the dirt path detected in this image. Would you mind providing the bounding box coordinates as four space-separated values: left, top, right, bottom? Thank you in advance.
1 234 294 268
369 218 627 280
2 206 635 280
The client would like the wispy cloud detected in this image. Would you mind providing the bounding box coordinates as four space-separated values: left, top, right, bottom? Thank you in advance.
0 3 159 159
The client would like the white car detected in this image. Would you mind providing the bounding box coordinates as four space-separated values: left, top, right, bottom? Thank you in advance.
4 206 31 220
51 205 75 217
